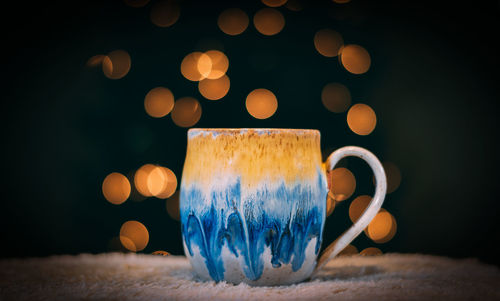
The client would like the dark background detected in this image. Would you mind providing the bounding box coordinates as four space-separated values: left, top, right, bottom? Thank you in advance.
1 0 499 267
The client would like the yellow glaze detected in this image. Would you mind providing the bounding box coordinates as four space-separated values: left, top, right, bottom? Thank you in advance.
183 129 323 189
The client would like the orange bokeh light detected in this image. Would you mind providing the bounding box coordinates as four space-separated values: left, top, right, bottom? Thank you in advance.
171 97 202 127
198 75 230 100
102 50 131 79
349 195 371 223
366 211 397 243
253 8 285 36
347 103 377 135
119 220 149 252
134 164 177 198
204 50 229 79
262 0 288 7
86 54 105 67
144 87 174 118
340 44 371 74
321 82 351 113
326 196 335 217
150 0 180 27
102 172 131 205
245 88 278 119
314 29 344 57
218 8 249 36
328 167 356 201
360 247 382 256
181 52 207 81
338 244 358 256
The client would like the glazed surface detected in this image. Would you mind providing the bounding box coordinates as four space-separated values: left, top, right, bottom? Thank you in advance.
180 129 327 284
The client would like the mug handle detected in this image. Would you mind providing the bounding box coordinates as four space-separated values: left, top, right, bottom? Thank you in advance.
311 146 387 277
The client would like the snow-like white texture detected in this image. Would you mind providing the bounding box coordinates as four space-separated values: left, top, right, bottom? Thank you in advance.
1 253 499 301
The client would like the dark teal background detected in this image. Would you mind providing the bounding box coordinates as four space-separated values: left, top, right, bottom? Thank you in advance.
1 0 499 266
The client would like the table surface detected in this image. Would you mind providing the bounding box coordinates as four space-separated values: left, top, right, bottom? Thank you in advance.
1 253 499 301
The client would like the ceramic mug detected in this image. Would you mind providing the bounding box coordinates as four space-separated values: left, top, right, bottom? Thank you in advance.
180 128 386 285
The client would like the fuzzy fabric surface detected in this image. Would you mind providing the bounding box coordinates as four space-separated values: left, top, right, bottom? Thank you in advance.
0 253 499 301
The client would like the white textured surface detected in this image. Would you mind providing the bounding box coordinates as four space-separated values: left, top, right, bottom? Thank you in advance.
1 253 499 301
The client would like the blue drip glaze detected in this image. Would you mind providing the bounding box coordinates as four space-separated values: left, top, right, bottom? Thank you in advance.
181 171 326 282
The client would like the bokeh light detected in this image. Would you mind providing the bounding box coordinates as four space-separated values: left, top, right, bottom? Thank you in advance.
102 172 131 205
134 164 177 198
217 8 249 36
340 44 371 74
349 195 371 223
262 0 288 7
134 164 156 197
326 196 335 217
155 167 177 199
166 191 180 221
144 87 175 118
150 0 180 27
196 53 212 78
366 211 397 243
360 247 382 256
181 52 208 81
86 54 105 67
102 50 131 79
321 82 351 113
198 75 230 100
253 8 285 36
328 167 356 201
152 250 170 256
123 0 150 8
245 88 278 119
171 97 202 127
204 50 229 79
347 103 377 135
119 220 149 252
338 244 358 256
314 29 343 57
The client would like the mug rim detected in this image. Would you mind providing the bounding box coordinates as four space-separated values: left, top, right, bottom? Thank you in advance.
188 128 320 134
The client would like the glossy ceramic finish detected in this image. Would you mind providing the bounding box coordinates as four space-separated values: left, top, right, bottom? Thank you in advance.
180 129 327 285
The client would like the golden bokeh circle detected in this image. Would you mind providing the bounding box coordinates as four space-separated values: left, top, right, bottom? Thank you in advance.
328 167 356 201
321 82 351 113
144 87 174 118
198 75 230 100
245 88 278 119
360 247 382 256
217 8 249 36
102 172 131 205
347 103 377 135
262 0 288 7
326 196 336 217
340 44 371 74
150 0 180 27
134 164 156 197
119 220 149 252
181 52 207 81
253 8 285 36
204 50 229 79
102 50 131 80
338 244 358 256
171 97 202 127
155 167 177 199
367 211 397 243
86 54 105 67
383 162 402 194
349 195 371 223
314 29 344 57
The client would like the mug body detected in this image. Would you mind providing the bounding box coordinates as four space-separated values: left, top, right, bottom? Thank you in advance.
180 129 327 285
